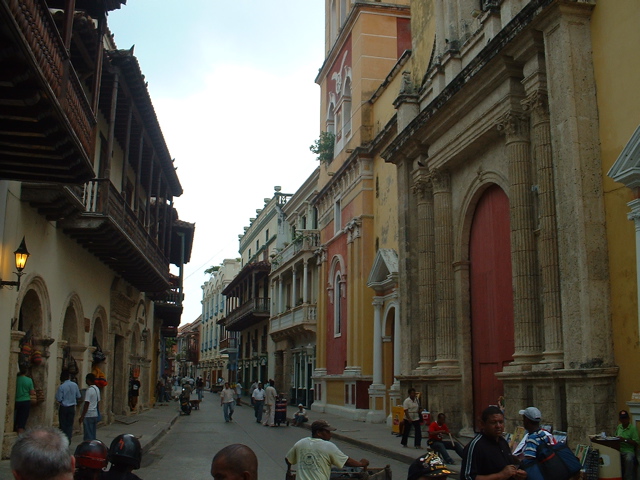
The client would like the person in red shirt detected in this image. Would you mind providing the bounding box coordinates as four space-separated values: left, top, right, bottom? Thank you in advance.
428 413 465 465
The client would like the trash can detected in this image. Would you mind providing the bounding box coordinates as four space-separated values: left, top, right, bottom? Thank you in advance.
590 436 622 480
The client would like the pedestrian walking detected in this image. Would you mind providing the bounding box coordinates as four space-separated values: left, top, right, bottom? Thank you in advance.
251 382 266 423
55 370 81 442
400 388 422 449
263 379 277 427
235 381 244 406
220 382 235 422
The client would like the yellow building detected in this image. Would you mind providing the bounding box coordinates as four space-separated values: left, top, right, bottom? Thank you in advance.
312 0 410 421
600 1 640 422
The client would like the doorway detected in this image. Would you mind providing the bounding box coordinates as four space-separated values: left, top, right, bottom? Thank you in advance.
469 185 514 428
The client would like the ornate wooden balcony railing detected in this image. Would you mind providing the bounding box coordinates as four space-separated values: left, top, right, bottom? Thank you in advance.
58 178 171 291
0 0 96 181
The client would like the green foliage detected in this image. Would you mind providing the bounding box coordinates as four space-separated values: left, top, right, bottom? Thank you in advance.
310 131 336 163
204 265 220 275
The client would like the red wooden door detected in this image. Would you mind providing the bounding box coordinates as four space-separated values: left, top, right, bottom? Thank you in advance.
469 185 514 429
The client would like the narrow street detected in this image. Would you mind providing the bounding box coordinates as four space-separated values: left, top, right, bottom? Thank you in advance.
138 393 410 479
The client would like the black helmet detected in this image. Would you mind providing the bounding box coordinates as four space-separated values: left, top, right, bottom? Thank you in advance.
75 440 108 470
108 434 142 469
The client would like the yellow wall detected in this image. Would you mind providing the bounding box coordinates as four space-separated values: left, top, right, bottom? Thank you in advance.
408 0 435 89
592 0 640 407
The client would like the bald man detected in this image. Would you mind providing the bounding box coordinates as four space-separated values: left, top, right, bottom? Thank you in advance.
211 444 258 480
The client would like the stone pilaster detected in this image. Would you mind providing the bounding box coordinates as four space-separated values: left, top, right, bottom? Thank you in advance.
537 1 613 368
525 91 564 367
498 111 543 366
2 330 24 458
432 170 457 367
412 168 436 369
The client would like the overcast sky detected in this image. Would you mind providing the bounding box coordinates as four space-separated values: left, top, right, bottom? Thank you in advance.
108 2 325 324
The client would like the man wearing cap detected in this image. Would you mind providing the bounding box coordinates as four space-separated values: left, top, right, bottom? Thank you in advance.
285 420 370 479
615 410 639 480
515 407 555 460
461 405 526 480
293 403 308 427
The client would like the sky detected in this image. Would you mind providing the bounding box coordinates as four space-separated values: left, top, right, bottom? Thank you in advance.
107 1 326 325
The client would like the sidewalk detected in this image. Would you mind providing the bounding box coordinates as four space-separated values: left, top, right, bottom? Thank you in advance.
0 402 179 478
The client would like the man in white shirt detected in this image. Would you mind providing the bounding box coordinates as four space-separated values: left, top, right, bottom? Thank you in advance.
401 388 422 448
263 380 277 427
286 420 369 480
251 382 266 424
220 382 235 422
79 373 100 441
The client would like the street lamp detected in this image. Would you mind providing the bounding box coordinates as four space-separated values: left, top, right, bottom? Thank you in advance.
1 237 30 291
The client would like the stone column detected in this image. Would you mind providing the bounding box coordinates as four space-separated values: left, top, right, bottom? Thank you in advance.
629 199 640 338
432 170 457 367
371 297 384 386
412 168 436 369
278 277 283 314
302 260 309 304
525 91 563 367
498 112 542 365
292 266 297 308
367 297 386 423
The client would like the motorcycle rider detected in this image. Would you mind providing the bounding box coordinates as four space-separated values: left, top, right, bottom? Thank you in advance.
103 434 143 480
74 439 108 480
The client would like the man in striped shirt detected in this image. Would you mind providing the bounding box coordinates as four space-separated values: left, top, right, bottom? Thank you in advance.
460 406 526 480
519 407 554 459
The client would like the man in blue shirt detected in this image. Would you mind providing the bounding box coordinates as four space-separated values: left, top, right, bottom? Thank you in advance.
519 406 554 459
55 370 81 442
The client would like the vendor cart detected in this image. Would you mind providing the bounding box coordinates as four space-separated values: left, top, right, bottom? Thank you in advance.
275 397 289 426
286 465 392 479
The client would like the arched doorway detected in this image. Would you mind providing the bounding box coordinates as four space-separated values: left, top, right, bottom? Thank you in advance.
16 288 48 427
383 304 397 412
469 185 514 427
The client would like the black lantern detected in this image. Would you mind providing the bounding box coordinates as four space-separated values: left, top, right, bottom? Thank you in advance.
1 237 30 290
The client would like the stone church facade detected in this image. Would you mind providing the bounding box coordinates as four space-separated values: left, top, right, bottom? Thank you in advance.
384 0 619 441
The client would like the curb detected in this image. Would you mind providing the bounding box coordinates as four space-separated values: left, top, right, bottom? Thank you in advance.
141 411 179 455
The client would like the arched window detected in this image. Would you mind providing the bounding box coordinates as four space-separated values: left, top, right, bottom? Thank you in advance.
334 272 342 336
343 77 352 138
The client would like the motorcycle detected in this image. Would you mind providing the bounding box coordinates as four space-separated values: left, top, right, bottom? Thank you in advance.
179 387 192 415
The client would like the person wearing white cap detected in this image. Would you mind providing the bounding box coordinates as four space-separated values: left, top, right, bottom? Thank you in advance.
517 406 555 459
293 403 308 427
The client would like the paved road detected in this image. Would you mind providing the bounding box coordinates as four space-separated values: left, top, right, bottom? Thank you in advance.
137 395 410 479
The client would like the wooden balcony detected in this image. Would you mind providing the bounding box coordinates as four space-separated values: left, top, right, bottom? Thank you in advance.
225 297 270 332
219 337 238 354
0 0 97 182
47 178 172 292
152 288 184 329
